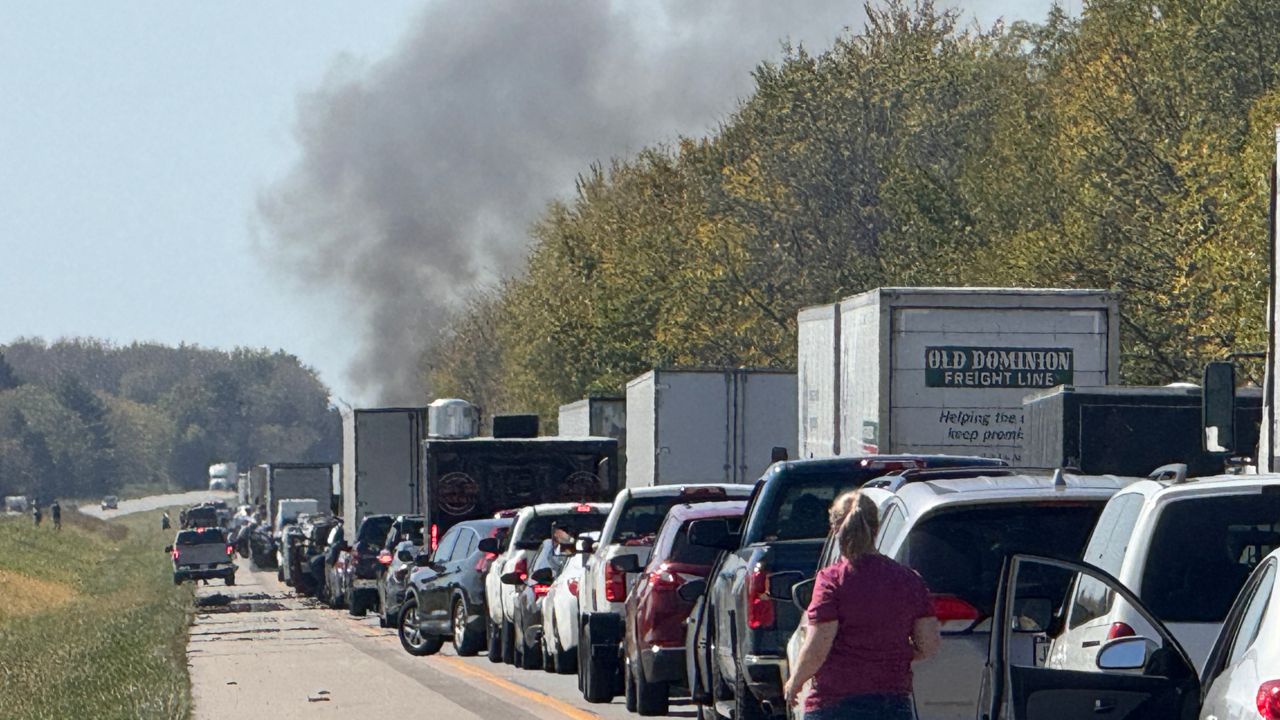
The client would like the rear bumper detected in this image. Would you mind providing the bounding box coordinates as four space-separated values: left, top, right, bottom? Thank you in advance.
640 646 685 685
175 566 235 581
742 654 786 705
353 578 379 589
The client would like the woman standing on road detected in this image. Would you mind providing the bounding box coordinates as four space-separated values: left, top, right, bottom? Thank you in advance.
783 491 941 719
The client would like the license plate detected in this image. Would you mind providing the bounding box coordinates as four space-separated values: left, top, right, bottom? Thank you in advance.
354 579 378 589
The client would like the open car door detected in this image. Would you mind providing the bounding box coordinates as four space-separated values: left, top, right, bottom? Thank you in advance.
980 554 1201 720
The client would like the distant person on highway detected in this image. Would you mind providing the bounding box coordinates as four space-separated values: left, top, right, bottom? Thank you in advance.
32 504 41 527
162 511 171 530
50 500 61 531
783 490 941 719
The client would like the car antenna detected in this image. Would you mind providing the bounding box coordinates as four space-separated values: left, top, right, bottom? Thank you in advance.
1052 468 1067 490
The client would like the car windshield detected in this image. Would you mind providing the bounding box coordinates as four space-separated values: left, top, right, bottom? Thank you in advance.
177 529 226 545
394 518 425 545
518 510 607 544
357 516 394 545
899 501 1104 617
1142 493 1280 623
615 497 688 544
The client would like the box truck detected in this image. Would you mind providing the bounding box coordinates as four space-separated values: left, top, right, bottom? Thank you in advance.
1025 385 1261 476
558 396 626 477
208 462 237 492
625 368 797 488
418 417 618 548
341 407 428 529
260 463 335 524
798 287 1121 463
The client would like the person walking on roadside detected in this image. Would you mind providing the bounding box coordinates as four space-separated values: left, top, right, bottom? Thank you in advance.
783 490 941 719
32 504 42 527
50 500 61 531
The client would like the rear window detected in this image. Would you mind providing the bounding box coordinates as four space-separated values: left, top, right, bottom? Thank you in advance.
393 518 425 545
899 502 1103 616
1141 494 1280 623
669 520 735 565
177 529 226 545
615 497 686 544
357 516 394 545
744 478 843 544
517 510 607 544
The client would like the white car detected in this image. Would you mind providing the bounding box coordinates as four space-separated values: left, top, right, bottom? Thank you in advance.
540 530 599 675
785 469 1132 720
981 547 1280 720
484 502 610 664
1048 469 1280 673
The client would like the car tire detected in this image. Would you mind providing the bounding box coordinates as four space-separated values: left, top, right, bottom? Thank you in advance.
378 587 390 627
486 617 503 663
634 658 669 716
734 671 769 720
226 573 236 587
173 575 182 586
453 598 485 656
501 620 516 665
624 657 638 712
541 637 555 674
347 587 367 617
554 642 576 675
398 598 443 656
580 623 616 703
520 632 542 670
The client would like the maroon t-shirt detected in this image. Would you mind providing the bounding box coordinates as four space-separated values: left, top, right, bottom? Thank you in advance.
803 553 934 711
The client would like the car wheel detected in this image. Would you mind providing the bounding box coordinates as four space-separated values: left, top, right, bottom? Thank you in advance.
453 598 484 656
634 658 669 716
486 616 503 663
377 587 390 627
541 636 555 674
173 575 182 586
581 623 616 703
554 641 576 675
501 620 516 665
397 598 443 656
734 671 769 720
347 586 366 617
624 657 638 712
520 630 542 670
225 573 236 587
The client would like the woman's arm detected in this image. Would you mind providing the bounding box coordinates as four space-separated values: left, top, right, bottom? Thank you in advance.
784 621 837 708
911 616 941 661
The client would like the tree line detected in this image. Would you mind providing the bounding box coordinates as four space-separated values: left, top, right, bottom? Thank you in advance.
426 0 1280 422
0 339 340 501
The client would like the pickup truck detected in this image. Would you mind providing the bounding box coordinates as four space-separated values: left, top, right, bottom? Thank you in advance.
577 484 754 704
688 455 1006 719
168 527 236 586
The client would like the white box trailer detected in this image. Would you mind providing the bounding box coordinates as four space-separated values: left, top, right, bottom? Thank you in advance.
341 407 427 529
263 463 335 525
559 396 627 478
798 287 1121 463
626 369 796 488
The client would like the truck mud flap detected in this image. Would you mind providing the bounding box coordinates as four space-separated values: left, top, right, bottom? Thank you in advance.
586 612 622 660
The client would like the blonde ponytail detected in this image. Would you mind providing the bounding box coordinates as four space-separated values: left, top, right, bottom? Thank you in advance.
836 491 880 562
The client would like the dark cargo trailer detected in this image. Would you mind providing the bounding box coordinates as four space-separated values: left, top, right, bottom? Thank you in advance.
1023 385 1261 477
419 436 618 549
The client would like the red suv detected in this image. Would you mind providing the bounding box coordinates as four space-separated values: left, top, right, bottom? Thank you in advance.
621 500 747 716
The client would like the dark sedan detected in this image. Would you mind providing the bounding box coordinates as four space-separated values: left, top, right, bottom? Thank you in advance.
398 517 513 657
509 538 571 670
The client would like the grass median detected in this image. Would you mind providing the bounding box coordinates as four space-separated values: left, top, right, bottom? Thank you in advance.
0 507 193 720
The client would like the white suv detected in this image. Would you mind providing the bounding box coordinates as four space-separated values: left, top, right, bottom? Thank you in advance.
484 502 610 664
1048 469 1280 673
787 470 1132 720
576 484 753 703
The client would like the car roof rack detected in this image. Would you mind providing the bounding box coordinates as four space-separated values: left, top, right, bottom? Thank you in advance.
862 465 1024 491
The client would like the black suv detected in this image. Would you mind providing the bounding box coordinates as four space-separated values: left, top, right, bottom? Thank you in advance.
344 514 395 616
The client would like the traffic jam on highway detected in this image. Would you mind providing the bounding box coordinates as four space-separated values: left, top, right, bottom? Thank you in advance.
173 287 1280 720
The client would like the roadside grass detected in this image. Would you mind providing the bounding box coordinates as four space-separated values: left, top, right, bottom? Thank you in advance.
0 507 193 720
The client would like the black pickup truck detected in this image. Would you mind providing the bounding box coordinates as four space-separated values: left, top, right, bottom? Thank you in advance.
687 454 1006 719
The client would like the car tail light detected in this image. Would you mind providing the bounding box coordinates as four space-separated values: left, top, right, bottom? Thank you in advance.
430 524 439 551
378 550 393 565
225 545 234 556
747 566 774 630
605 558 627 602
932 594 981 632
568 579 579 597
533 584 551 598
171 548 180 561
513 557 529 582
1258 680 1280 719
575 503 594 513
1107 622 1136 640
648 563 681 591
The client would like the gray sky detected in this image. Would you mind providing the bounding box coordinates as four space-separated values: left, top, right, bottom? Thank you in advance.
1 1 1069 405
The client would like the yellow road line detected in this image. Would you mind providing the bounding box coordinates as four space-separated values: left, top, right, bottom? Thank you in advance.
437 655 599 720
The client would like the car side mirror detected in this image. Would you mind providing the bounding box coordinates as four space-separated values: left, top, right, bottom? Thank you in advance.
766 571 804 601
530 567 555 584
610 554 642 574
688 519 739 551
677 578 707 603
576 537 596 554
791 578 816 611
164 545 173 554
1096 636 1150 670
477 537 499 554
413 552 431 567
397 549 414 563
500 571 526 586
